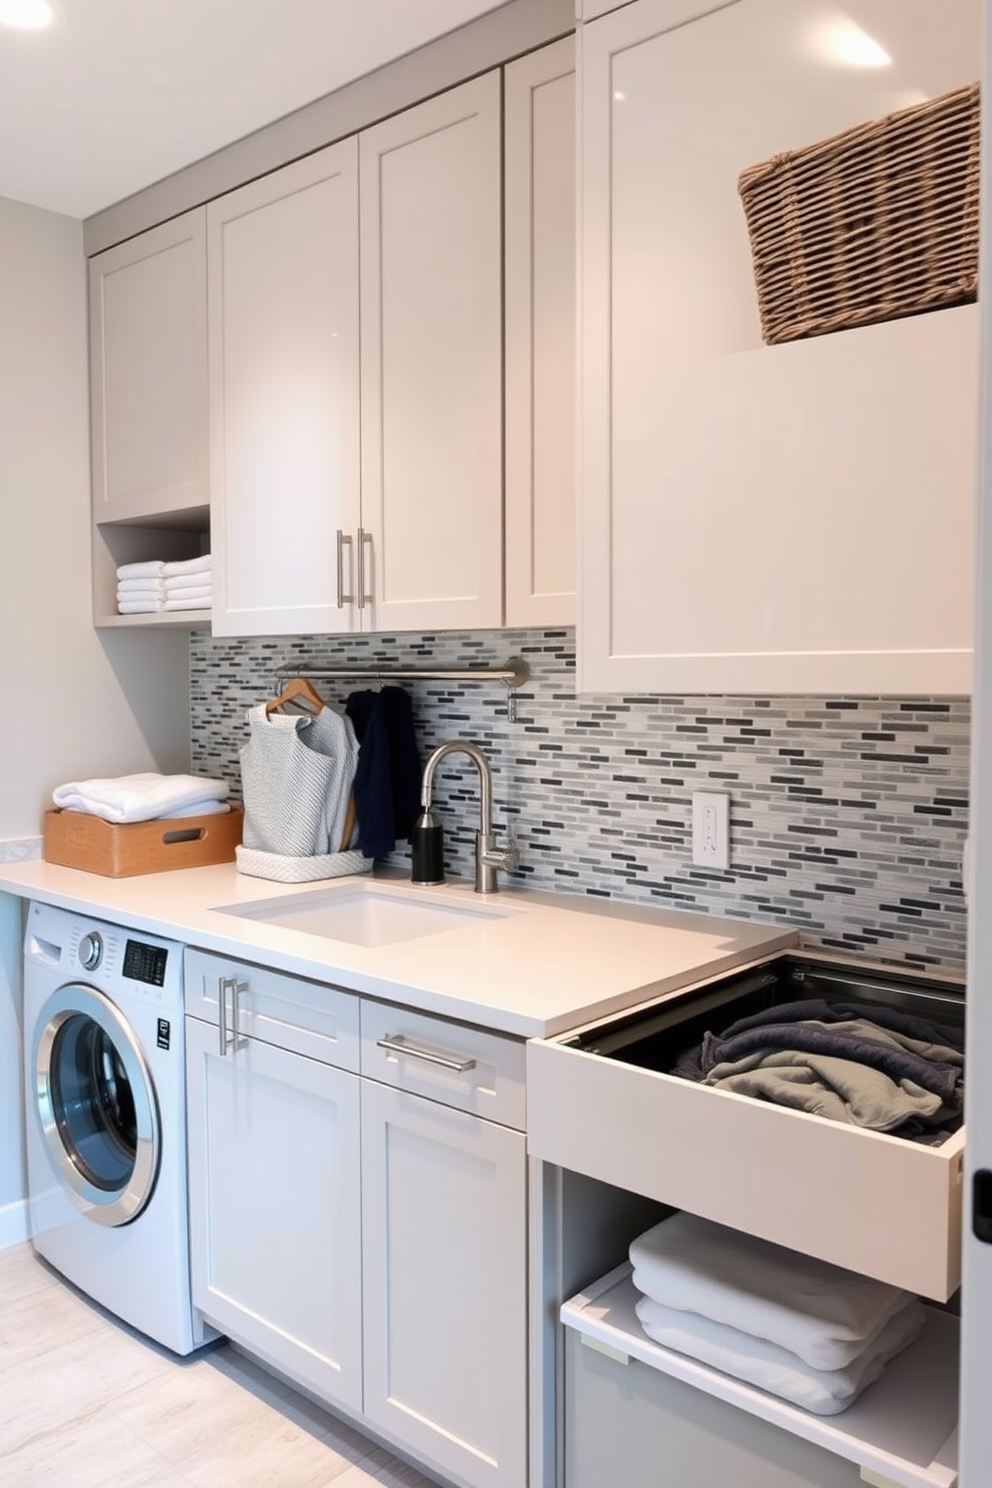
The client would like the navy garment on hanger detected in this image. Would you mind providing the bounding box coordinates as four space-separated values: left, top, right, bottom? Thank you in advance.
344 686 422 858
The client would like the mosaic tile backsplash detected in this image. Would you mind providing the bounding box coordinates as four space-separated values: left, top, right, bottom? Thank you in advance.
190 628 970 974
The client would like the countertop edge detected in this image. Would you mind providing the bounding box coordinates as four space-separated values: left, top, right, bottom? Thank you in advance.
1 860 801 1039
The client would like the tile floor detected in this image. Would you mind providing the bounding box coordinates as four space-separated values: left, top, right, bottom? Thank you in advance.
0 1242 446 1488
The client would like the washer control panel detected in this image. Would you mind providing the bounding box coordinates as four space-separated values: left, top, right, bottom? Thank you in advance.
25 900 183 1010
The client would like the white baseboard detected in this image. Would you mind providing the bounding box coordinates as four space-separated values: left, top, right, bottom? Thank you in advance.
0 1198 30 1249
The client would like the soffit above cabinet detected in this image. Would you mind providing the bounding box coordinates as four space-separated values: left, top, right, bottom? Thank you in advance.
82 0 575 255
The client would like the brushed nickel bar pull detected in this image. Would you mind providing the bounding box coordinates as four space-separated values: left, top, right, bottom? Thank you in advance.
218 976 231 1056
357 527 372 610
218 976 249 1055
231 979 249 1053
376 1034 476 1074
336 530 354 608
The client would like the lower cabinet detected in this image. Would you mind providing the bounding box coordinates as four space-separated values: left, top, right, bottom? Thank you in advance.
184 949 529 1488
184 1006 363 1412
361 1079 528 1488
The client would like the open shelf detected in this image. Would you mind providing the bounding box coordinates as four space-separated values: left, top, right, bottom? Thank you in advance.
92 512 211 629
562 1263 958 1488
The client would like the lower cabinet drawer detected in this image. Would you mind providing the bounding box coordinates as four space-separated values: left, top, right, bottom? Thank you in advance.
361 998 526 1131
529 952 965 1300
184 946 360 1070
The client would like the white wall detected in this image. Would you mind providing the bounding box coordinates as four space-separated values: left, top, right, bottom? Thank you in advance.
0 194 192 1233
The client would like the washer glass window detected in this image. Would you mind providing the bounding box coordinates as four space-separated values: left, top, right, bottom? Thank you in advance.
35 984 160 1226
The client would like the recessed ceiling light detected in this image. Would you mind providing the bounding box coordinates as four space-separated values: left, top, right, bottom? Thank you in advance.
0 0 55 29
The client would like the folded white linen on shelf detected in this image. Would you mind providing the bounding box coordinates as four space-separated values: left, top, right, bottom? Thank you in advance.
117 577 166 596
52 772 230 824
117 559 165 579
163 582 211 600
117 599 164 614
163 554 212 577
628 1214 913 1371
162 595 211 611
633 1293 927 1416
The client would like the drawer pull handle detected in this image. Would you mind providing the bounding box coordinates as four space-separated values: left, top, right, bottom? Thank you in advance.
336 530 354 608
376 1034 476 1074
218 976 249 1057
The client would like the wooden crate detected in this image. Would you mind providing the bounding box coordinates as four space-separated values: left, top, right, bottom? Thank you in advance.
43 807 243 877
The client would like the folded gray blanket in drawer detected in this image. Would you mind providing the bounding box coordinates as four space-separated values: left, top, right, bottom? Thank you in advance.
700 1047 957 1131
675 998 964 1110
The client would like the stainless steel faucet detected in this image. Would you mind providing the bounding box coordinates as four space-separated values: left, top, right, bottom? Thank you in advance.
420 740 519 894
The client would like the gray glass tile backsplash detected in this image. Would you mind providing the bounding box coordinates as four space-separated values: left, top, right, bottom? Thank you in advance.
190 628 969 974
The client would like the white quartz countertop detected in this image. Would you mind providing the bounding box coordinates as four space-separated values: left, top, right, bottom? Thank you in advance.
0 859 797 1038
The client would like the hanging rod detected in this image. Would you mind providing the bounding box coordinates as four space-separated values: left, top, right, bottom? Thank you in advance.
274 656 530 720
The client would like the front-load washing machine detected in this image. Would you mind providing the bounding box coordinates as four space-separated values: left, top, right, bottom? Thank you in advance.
23 899 211 1355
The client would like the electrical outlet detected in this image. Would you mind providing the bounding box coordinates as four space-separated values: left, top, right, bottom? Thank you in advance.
691 791 730 869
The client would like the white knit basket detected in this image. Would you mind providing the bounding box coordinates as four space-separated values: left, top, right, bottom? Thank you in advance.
235 845 372 884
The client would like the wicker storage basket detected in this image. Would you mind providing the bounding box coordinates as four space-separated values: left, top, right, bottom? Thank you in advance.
738 82 980 346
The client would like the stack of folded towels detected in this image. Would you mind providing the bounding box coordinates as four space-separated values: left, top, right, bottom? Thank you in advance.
629 1213 926 1416
52 773 231 823
116 555 212 614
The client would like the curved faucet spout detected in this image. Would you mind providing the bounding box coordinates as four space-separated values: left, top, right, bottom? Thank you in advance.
420 739 517 894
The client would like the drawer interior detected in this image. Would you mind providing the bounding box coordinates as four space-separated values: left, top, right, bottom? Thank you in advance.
563 954 966 1142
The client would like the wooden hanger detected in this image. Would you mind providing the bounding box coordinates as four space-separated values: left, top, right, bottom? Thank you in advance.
265 675 327 717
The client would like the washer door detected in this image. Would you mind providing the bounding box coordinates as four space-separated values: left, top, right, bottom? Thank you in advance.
33 983 160 1227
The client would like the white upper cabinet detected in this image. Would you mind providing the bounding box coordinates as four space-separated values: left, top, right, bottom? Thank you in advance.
210 72 502 638
578 0 980 695
504 37 577 628
359 72 503 633
208 140 363 637
89 208 208 524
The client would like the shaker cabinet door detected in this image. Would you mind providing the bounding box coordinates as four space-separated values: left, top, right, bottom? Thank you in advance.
208 139 363 637
578 0 979 695
361 1078 528 1488
185 1015 363 1410
89 208 209 526
504 37 577 628
359 72 503 633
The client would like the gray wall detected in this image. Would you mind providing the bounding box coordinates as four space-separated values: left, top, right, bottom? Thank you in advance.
0 195 192 1239
191 627 969 975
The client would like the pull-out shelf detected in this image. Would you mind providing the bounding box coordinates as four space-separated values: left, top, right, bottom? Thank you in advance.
561 1263 958 1488
528 951 965 1299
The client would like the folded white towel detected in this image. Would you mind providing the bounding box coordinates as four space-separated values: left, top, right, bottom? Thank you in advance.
162 595 211 611
117 577 166 596
163 554 212 577
161 799 231 820
53 772 230 824
117 599 164 614
628 1214 912 1371
117 559 165 579
633 1293 927 1416
163 581 211 600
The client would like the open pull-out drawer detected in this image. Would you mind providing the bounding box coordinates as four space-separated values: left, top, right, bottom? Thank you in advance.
527 953 965 1300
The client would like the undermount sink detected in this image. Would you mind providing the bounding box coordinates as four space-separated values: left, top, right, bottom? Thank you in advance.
214 884 514 949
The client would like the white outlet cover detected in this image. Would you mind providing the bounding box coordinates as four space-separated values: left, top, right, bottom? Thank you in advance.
691 790 730 870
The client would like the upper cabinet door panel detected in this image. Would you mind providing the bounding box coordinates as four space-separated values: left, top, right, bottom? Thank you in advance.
504 37 577 628
89 208 208 524
359 72 503 633
578 0 981 696
209 139 362 638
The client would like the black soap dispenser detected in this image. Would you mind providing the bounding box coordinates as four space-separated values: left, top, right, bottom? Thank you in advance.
411 808 445 885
